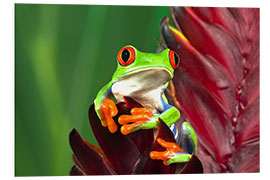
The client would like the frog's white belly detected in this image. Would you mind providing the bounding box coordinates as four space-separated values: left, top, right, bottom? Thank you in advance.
111 70 170 113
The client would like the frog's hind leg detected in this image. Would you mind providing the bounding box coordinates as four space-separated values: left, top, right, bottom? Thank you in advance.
150 122 197 165
149 138 192 165
178 122 197 155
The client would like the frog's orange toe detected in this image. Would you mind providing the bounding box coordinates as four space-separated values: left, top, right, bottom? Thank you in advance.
108 123 118 133
118 114 150 124
100 98 118 133
120 121 145 135
130 107 153 116
120 125 131 135
156 138 184 152
118 107 153 124
118 107 155 135
149 138 185 162
150 151 170 161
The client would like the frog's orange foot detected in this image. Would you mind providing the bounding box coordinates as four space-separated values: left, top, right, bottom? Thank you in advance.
100 98 118 133
118 107 155 135
150 138 187 165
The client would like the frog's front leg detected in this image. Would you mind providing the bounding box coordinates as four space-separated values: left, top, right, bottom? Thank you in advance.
118 95 180 135
118 107 157 135
150 122 197 165
94 82 119 133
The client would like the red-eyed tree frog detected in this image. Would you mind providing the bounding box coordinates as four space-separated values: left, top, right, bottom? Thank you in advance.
94 45 197 165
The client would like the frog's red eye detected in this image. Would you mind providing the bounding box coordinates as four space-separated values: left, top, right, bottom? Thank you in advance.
169 50 180 69
117 46 136 66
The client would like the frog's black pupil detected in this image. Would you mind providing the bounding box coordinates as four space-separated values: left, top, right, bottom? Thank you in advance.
121 49 130 62
174 53 179 65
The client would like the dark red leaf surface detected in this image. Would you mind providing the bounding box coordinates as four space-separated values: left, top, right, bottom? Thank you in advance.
161 7 259 173
70 165 85 176
69 129 116 175
179 155 203 174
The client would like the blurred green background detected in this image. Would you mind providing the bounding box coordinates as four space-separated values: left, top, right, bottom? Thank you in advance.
15 4 171 176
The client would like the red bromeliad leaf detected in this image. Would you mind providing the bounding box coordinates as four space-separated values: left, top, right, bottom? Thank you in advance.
88 104 140 174
160 7 259 173
179 155 203 174
70 165 85 175
69 129 116 175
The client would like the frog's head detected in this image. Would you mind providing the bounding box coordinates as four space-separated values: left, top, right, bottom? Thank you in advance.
112 45 180 83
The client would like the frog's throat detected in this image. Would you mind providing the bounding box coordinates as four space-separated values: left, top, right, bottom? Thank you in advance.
115 67 173 82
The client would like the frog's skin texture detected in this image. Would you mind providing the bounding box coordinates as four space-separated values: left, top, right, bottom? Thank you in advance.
94 45 197 164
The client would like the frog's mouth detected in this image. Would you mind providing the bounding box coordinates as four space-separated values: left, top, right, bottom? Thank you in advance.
115 67 173 89
120 67 173 80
